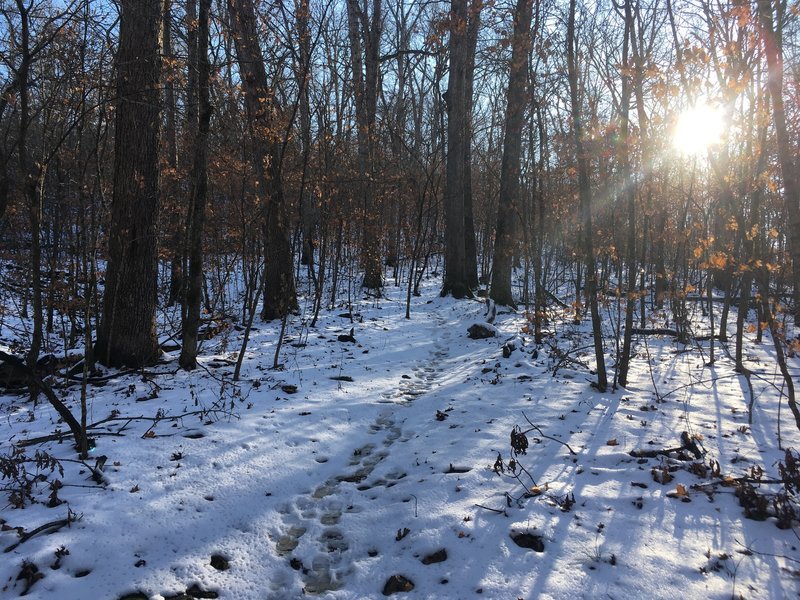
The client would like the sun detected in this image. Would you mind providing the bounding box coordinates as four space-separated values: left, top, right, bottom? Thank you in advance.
672 102 725 157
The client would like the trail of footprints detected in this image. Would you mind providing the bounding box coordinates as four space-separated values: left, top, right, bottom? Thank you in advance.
271 412 408 595
380 328 450 403
270 315 454 594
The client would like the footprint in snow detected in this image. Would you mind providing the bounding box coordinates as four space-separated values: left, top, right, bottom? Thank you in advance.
270 411 406 595
380 334 450 403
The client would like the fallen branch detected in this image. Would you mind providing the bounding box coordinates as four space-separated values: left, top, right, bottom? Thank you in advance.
630 328 680 337
546 291 569 309
0 351 88 453
734 537 800 565
16 431 120 448
629 431 704 460
4 511 79 553
474 503 507 515
691 477 791 490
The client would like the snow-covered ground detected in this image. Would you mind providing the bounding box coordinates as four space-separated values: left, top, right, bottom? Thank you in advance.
1 275 798 599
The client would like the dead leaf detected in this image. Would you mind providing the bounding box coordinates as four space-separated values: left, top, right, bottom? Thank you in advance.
606 439 618 446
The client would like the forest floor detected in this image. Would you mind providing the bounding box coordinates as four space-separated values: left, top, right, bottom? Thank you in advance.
0 274 799 599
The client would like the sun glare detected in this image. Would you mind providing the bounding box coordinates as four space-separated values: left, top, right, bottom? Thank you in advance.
672 102 725 157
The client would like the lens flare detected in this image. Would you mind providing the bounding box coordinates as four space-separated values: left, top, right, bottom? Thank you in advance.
672 102 725 157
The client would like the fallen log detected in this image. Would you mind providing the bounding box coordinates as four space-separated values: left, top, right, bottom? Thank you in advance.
630 328 680 337
629 431 704 460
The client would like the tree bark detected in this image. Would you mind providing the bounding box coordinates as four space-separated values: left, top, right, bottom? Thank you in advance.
96 0 163 367
490 0 533 308
463 0 482 289
757 0 800 325
346 0 383 292
441 0 472 299
567 0 607 391
180 0 212 370
227 0 298 321
617 0 636 387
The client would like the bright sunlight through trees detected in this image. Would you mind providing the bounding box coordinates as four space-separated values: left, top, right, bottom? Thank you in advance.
672 102 726 157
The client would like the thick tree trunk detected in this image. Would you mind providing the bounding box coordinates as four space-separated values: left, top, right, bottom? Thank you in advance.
441 0 472 299
758 0 800 325
490 0 533 308
96 0 163 367
16 1 43 373
346 0 383 292
227 0 298 321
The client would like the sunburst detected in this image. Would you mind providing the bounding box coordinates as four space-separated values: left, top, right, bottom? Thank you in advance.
672 102 725 157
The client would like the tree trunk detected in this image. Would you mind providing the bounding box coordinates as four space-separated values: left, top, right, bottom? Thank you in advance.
227 0 298 321
533 102 547 344
164 0 183 308
463 0 482 289
96 0 163 367
297 0 316 272
618 0 636 387
441 0 472 299
346 0 383 292
490 0 533 308
16 1 44 373
758 0 800 325
180 0 212 370
735 116 768 371
567 0 607 391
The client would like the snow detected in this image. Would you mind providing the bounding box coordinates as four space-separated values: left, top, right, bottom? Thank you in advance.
0 275 798 599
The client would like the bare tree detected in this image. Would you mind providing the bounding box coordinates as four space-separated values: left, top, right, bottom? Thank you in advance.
757 0 800 325
617 0 636 387
95 0 163 367
346 0 384 292
490 0 534 308
227 0 298 321
441 0 473 299
567 0 607 391
463 0 482 289
179 0 212 369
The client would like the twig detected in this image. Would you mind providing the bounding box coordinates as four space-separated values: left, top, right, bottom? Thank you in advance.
659 374 739 401
734 537 800 565
513 461 538 488
521 412 577 455
17 431 120 447
474 503 506 515
642 335 662 402
630 328 680 337
691 477 793 489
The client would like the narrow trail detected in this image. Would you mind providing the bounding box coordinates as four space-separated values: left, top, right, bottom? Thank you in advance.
380 309 450 404
270 411 406 594
269 302 454 595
